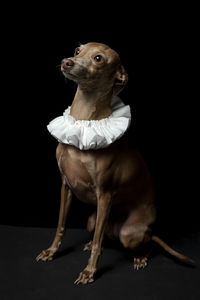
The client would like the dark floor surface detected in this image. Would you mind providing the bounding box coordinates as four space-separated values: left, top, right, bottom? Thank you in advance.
0 225 200 300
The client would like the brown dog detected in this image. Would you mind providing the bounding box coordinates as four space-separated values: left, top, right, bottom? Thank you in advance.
36 42 193 284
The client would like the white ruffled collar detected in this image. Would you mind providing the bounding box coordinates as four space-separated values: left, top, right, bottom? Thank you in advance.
47 96 131 150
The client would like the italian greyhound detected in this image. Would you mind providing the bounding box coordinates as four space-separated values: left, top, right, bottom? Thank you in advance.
36 42 194 284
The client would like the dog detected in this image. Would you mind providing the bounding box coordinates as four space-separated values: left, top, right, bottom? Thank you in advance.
36 42 194 284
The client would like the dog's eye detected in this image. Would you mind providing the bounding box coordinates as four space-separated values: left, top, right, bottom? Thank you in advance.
74 48 80 56
94 55 103 63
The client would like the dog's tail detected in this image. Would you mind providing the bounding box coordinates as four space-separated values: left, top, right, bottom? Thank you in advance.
152 235 195 264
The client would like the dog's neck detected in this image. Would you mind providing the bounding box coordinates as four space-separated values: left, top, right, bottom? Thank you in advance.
70 87 113 121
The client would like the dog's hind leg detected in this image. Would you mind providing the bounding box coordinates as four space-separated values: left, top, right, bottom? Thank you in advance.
84 212 96 251
120 222 153 270
36 181 72 262
119 208 154 270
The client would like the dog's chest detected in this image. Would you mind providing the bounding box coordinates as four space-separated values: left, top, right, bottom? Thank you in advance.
58 145 98 205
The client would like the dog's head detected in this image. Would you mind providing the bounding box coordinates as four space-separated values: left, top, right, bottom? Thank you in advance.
61 42 128 95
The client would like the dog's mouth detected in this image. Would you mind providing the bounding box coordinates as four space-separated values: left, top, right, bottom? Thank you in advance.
61 68 78 80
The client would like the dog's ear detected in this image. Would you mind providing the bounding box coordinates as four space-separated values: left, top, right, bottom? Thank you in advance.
113 65 128 96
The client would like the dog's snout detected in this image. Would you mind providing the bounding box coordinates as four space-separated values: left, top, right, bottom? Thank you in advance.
62 58 74 69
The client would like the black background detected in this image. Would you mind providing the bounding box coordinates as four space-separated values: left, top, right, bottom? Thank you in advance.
2 6 198 239
1 6 199 300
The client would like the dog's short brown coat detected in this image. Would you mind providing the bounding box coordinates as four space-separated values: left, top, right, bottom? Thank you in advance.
36 43 193 284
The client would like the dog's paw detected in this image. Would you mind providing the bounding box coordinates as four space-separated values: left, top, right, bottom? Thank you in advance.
74 268 95 285
36 248 56 262
133 257 148 270
83 241 93 251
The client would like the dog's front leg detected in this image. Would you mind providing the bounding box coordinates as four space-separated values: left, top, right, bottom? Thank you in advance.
75 192 112 284
36 181 72 262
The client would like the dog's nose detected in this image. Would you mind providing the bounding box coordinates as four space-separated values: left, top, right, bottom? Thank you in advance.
61 58 74 69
